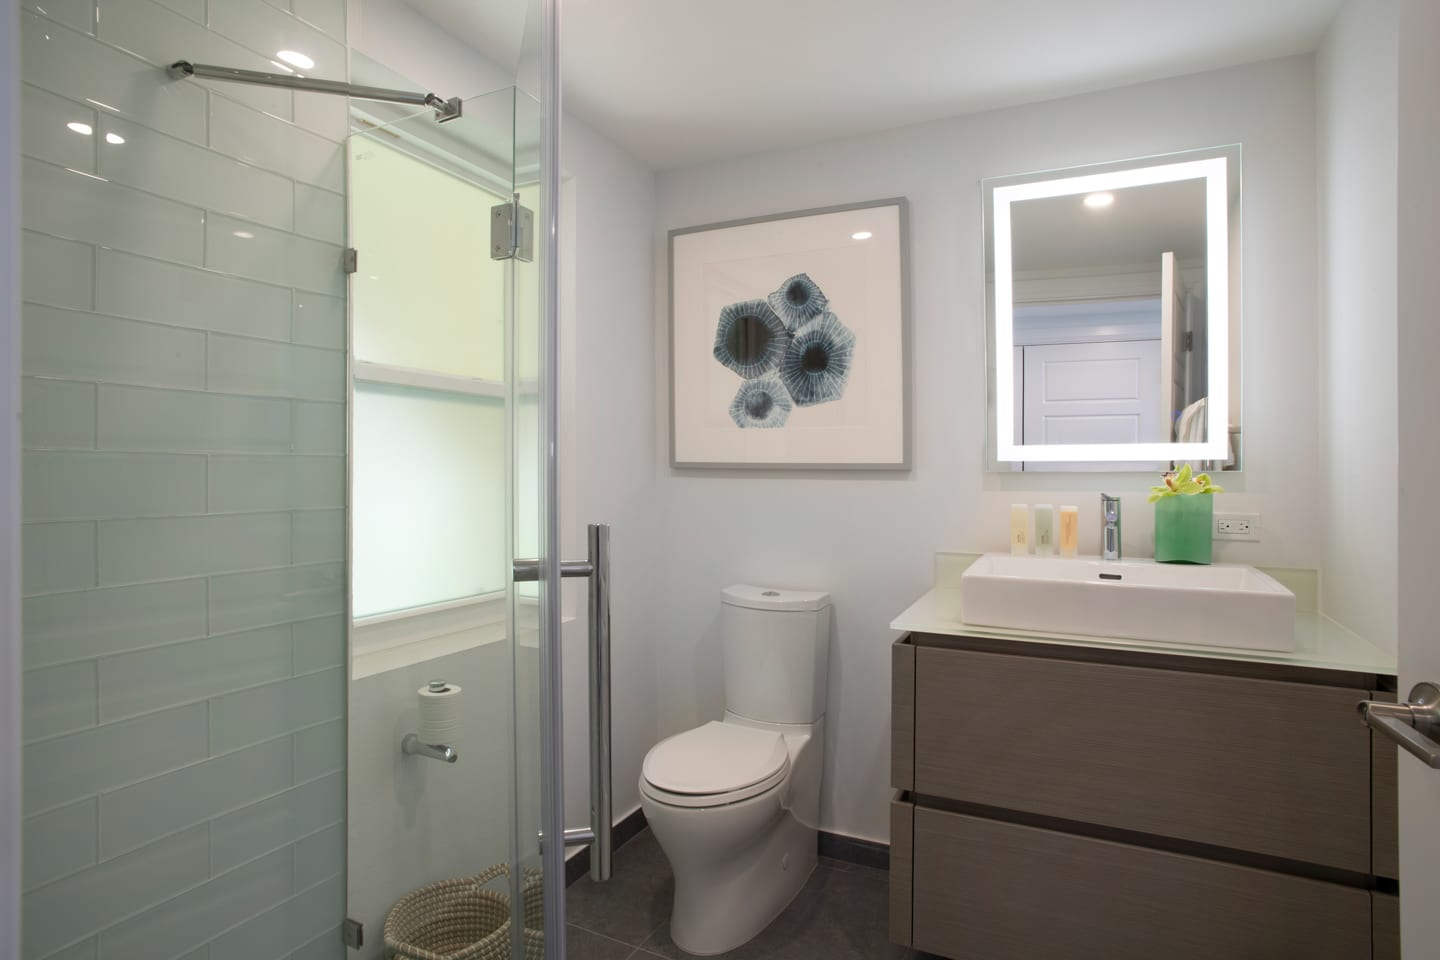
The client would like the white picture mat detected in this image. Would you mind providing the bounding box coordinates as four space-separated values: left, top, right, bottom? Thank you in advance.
670 202 906 467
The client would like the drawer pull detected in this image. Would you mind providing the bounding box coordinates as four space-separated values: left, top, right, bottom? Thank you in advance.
1359 682 1440 769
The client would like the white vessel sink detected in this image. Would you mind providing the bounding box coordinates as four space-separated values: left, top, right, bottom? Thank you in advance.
960 554 1297 652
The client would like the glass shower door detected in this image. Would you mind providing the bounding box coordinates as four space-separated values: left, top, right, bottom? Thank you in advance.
346 86 555 960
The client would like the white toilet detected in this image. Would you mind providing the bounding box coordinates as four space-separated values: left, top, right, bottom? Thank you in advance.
639 584 831 956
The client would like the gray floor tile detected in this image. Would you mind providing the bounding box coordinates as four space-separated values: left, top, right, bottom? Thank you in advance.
564 924 640 960
565 830 673 946
639 861 908 960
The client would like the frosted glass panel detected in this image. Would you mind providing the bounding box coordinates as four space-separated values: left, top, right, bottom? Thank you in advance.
349 137 505 381
352 384 505 617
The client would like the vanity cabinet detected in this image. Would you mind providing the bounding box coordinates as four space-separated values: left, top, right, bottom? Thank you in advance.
890 633 1399 960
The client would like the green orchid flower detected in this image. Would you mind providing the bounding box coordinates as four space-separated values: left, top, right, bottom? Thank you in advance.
1148 463 1225 503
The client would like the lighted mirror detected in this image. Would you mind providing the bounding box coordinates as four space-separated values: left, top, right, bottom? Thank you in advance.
984 145 1241 470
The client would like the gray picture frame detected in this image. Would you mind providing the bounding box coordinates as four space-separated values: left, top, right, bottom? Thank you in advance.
668 197 912 470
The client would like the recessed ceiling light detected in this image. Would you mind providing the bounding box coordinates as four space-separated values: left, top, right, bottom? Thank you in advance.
851 231 873 240
104 132 125 145
1084 192 1115 209
66 121 93 136
276 50 315 70
233 230 255 240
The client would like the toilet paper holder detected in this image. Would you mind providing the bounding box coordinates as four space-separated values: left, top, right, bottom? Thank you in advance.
402 679 460 763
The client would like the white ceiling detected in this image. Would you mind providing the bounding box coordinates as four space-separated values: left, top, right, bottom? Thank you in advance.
420 0 1345 171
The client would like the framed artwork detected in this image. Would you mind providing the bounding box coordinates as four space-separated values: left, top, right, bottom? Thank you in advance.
668 198 910 469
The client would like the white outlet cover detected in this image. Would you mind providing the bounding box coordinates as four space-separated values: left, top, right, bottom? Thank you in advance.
1214 512 1261 542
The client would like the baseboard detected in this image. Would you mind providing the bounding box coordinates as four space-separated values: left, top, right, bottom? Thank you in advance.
819 830 890 871
564 806 648 887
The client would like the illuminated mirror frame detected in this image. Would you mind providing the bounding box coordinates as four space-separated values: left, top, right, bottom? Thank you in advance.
991 155 1231 463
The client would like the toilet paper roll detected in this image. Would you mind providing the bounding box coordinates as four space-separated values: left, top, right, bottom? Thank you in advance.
418 680 462 745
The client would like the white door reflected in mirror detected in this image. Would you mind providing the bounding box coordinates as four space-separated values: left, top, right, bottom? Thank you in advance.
984 146 1240 468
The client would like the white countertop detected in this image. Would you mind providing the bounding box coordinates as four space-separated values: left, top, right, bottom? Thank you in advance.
891 587 1397 677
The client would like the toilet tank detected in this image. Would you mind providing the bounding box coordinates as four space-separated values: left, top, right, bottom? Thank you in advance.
721 584 831 724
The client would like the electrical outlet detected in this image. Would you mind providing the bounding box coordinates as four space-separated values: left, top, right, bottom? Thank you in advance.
1214 512 1261 542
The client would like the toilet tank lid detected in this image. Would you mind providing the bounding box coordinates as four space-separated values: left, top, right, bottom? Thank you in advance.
722 584 831 612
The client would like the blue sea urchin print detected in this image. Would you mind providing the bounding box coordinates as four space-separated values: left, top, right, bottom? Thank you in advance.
729 374 793 429
713 300 788 379
780 312 856 407
767 273 829 329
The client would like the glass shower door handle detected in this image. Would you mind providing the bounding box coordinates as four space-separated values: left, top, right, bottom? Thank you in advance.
514 523 614 881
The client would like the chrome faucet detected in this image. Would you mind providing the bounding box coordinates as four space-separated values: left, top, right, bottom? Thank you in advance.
1101 493 1122 560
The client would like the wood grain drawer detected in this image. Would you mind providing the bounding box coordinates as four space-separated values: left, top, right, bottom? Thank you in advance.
914 645 1372 871
912 808 1373 960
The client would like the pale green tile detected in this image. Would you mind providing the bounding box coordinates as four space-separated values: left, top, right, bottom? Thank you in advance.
97 626 292 721
207 0 345 80
21 83 96 171
97 385 292 454
292 511 343 564
95 249 291 342
207 336 345 401
151 0 204 23
24 303 205 388
293 183 344 242
22 230 94 311
23 452 207 521
22 0 94 32
293 402 344 456
210 772 343 874
23 704 208 812
284 926 345 960
291 616 343 673
292 292 344 349
99 738 292 858
39 936 98 960
210 668 344 754
24 579 208 668
23 379 95 449
293 90 348 144
208 563 344 636
22 826 208 958
22 157 204 265
208 91 344 192
293 822 344 890
97 847 292 960
205 213 345 296
23 798 96 891
209 875 343 960
22 10 206 145
209 455 344 514
292 0 346 41
98 513 291 585
293 718 344 781
23 661 96 741
23 522 96 596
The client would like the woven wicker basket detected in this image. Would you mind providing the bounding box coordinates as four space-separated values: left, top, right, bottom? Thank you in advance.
384 863 546 960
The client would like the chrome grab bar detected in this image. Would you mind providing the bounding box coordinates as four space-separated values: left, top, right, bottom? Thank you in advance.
514 522 613 881
1358 682 1440 769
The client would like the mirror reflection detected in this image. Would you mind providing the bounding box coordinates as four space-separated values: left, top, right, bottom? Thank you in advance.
986 147 1240 469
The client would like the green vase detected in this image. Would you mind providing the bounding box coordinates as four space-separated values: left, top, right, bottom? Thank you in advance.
1154 495 1213 564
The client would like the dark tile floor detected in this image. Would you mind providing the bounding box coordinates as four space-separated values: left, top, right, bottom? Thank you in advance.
564 828 930 960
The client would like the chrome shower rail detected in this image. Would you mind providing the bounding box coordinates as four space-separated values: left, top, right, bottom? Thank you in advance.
165 61 463 122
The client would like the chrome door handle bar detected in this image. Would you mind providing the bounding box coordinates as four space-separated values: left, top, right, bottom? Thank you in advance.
515 522 613 881
1358 682 1440 769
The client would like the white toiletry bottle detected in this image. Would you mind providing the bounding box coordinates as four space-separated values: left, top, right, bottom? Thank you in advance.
1034 504 1054 556
1010 504 1030 555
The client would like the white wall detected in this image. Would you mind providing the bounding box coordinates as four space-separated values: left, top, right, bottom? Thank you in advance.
651 56 1321 842
1395 1 1440 949
1316 0 1399 654
2 0 23 954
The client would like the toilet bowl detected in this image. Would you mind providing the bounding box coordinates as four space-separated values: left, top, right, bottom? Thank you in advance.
638 583 831 956
639 714 823 956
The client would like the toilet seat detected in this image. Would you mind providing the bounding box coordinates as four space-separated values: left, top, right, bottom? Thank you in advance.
642 721 790 808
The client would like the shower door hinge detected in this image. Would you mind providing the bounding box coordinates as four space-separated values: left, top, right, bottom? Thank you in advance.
342 918 363 949
343 248 358 275
491 196 535 262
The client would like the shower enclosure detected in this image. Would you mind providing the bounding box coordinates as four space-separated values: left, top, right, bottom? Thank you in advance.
15 1 580 957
